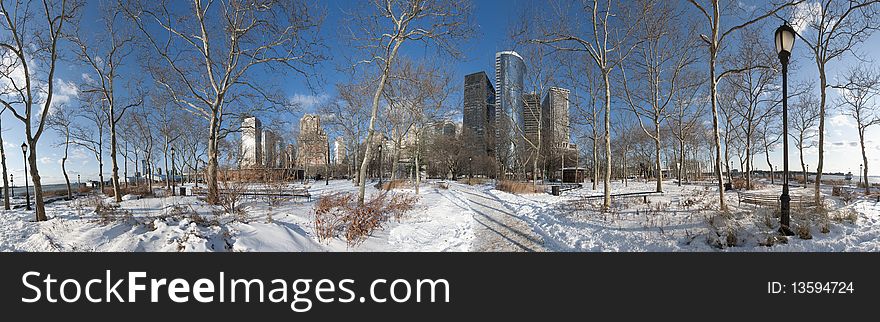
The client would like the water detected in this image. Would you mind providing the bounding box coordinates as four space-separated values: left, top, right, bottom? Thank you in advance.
0 183 84 198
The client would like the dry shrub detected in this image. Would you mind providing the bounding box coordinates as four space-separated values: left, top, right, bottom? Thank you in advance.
380 180 409 190
219 180 247 216
313 192 419 247
796 224 813 240
839 189 856 204
94 199 132 224
496 180 543 194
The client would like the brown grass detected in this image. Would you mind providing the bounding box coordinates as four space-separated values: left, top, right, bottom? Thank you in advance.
313 192 419 247
496 180 544 194
380 180 409 190
461 178 488 185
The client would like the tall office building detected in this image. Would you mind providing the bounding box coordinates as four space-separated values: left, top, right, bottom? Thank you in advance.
495 51 526 171
241 116 262 168
333 137 346 165
261 130 279 168
463 71 496 157
297 114 329 167
522 92 542 152
541 87 571 151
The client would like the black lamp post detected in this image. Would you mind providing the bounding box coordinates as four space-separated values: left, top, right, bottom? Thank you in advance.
469 156 473 180
21 142 30 210
859 164 863 188
9 174 13 198
171 147 176 196
775 22 796 236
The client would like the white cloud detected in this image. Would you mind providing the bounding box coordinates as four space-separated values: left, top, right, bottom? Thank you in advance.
289 93 329 110
791 1 822 35
38 156 54 165
828 114 854 128
81 73 95 84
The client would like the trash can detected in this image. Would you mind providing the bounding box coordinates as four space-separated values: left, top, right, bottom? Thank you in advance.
724 183 732 191
551 185 560 196
179 187 187 196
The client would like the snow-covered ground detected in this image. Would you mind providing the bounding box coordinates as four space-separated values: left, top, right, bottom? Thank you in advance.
1 178 878 252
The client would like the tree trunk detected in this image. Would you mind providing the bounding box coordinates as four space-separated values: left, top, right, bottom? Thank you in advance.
860 128 870 195
603 71 612 211
28 141 47 221
592 131 598 190
765 142 774 185
654 125 662 193
678 138 685 187
814 64 826 204
110 118 122 202
357 40 403 207
799 141 807 189
414 139 420 195
0 123 9 210
709 57 726 209
206 109 220 204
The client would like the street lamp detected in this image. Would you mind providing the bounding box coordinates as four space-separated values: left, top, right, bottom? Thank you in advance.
9 174 13 198
377 143 383 187
806 164 810 188
469 157 473 180
775 22 796 236
21 142 30 211
171 147 176 196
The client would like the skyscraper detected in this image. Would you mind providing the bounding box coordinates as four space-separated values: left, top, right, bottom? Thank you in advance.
297 114 329 168
261 130 278 168
541 87 571 151
463 71 496 157
333 137 346 165
495 51 526 172
241 116 262 168
523 92 541 153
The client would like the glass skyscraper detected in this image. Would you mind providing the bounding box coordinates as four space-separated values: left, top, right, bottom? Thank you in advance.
495 51 526 173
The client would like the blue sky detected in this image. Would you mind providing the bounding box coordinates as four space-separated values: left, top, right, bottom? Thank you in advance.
1 0 879 185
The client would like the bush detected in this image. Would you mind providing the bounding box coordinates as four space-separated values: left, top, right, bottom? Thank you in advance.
496 180 544 194
313 192 419 247
461 178 488 185
380 180 409 190
94 199 132 225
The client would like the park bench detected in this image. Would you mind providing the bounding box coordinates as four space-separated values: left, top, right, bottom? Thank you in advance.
737 191 817 209
194 187 312 201
579 191 663 203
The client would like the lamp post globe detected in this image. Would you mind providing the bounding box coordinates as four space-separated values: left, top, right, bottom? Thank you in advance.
775 22 796 236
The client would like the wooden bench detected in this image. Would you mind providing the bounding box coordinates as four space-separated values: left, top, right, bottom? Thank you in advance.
580 191 663 203
193 187 312 201
737 192 817 208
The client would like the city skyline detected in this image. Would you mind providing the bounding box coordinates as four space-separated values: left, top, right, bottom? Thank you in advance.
1 0 880 186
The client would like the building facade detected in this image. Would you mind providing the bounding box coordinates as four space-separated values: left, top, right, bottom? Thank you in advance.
541 87 571 152
333 137 346 165
241 116 262 168
522 92 542 152
261 130 279 168
463 71 496 157
296 114 329 168
495 51 526 173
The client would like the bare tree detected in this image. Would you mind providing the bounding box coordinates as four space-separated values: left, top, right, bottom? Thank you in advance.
123 0 324 203
669 72 706 186
686 0 801 210
0 107 9 209
0 0 81 221
564 52 602 190
71 95 108 192
833 65 880 194
348 0 474 206
319 79 373 185
530 0 639 210
620 0 698 193
47 105 75 199
789 0 880 203
72 1 141 202
725 28 780 189
790 91 820 188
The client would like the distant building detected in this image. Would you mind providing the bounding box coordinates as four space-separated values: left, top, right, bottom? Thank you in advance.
495 51 526 171
241 116 262 168
261 130 279 168
463 71 496 157
296 114 329 168
428 119 457 137
522 92 541 152
541 87 571 152
333 137 346 165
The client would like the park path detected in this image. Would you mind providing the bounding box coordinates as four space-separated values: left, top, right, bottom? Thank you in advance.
444 183 548 252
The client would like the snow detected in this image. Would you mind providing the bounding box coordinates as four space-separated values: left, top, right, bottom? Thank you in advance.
1 178 878 252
